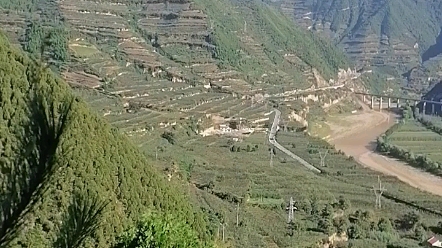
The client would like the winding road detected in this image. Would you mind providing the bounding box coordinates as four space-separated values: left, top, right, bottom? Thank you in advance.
268 109 322 173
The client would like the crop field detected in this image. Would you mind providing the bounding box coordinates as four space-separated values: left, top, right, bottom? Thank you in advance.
59 0 283 130
131 127 442 246
0 10 26 43
276 131 442 212
69 41 100 58
50 0 357 141
388 121 442 162
419 114 442 128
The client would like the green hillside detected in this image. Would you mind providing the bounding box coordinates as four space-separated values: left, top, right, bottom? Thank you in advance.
195 0 349 81
0 33 211 247
269 0 442 91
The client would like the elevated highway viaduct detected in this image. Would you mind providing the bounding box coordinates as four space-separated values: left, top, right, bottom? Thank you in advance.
353 92 442 115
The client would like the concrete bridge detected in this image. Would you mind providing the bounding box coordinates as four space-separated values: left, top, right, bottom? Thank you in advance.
353 92 442 115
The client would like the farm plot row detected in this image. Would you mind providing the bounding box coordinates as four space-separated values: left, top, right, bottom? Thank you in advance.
376 120 442 177
0 10 26 43
61 0 191 78
389 131 442 141
59 0 132 42
388 121 442 162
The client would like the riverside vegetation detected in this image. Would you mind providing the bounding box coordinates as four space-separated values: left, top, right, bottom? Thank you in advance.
376 105 442 176
2 0 442 247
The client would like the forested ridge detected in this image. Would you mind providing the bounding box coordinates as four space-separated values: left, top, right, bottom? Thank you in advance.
0 33 212 247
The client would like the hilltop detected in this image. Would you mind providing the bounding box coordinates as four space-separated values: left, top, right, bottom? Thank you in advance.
268 0 442 93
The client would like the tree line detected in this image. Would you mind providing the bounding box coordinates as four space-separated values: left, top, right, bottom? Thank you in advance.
376 106 442 176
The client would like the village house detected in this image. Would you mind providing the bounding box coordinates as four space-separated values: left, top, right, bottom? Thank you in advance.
427 236 442 247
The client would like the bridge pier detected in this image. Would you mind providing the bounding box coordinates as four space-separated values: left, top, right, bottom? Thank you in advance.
432 98 435 115
362 95 366 103
387 98 391 109
396 98 400 108
379 97 382 111
423 102 427 115
414 100 418 107
371 96 374 109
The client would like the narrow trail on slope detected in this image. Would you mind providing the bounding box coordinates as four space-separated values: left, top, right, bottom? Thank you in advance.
327 99 442 197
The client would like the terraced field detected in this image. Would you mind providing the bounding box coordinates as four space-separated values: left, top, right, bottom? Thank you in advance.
389 121 442 162
0 10 26 43
51 0 357 137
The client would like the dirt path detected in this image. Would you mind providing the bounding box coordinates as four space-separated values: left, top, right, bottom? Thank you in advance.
326 100 442 197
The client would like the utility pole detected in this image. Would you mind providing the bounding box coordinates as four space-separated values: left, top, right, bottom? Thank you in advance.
155 146 159 161
270 147 274 167
264 130 268 145
252 96 254 107
371 176 386 209
244 20 247 33
280 118 287 132
286 197 298 223
236 201 240 227
319 150 328 167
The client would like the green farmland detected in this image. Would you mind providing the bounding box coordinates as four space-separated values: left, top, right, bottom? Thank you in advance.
389 121 442 163
136 126 442 247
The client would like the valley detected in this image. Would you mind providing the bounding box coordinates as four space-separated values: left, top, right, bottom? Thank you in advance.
2 0 442 247
323 101 442 197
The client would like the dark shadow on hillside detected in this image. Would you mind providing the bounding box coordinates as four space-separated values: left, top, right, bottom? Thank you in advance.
53 190 108 248
422 27 442 63
429 225 442 234
0 83 74 247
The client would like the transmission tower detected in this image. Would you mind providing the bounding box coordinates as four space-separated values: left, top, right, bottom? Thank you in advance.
319 150 328 167
221 222 227 242
286 197 298 223
371 176 386 209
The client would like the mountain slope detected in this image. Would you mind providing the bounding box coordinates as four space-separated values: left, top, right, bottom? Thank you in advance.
271 0 442 91
0 0 366 140
0 33 211 247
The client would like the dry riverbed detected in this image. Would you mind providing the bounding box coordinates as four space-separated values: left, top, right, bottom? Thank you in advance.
317 102 442 197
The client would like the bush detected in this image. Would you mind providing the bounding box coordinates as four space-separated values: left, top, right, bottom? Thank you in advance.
114 211 204 248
